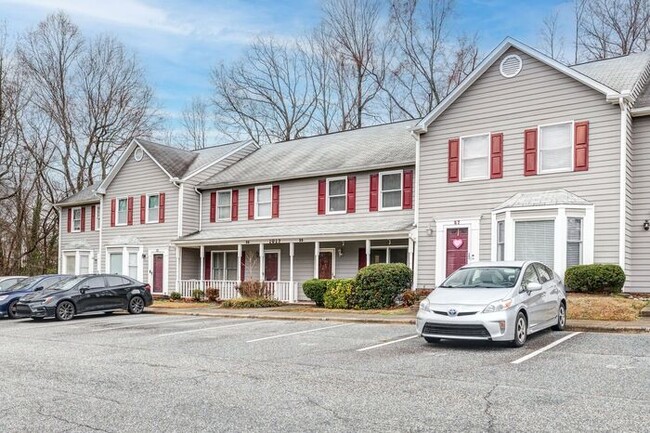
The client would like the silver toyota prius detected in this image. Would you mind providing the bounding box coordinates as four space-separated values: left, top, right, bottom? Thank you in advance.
416 261 567 347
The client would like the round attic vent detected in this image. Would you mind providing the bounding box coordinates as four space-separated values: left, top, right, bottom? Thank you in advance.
500 54 523 78
134 147 144 161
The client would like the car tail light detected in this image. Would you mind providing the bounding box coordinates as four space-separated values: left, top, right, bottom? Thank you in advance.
143 284 151 293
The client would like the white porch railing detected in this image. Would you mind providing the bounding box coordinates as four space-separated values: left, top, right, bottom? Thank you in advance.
176 280 302 302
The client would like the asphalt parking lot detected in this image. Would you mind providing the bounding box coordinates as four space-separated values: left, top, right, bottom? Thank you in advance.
0 314 648 433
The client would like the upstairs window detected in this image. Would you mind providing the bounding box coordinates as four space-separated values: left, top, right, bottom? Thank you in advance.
539 122 572 173
218 191 232 221
146 194 159 223
72 208 82 232
256 186 272 219
379 171 402 211
327 177 347 214
117 198 128 226
460 134 490 181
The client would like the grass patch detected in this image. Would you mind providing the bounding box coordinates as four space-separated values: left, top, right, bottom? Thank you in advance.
220 298 284 309
567 293 647 321
152 300 214 309
272 305 412 315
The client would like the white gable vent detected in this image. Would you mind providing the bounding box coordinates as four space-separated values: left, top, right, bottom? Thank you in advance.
134 147 144 162
500 54 523 78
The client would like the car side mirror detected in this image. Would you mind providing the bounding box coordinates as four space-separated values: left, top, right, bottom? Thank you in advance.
79 286 89 294
526 282 542 293
33 286 44 292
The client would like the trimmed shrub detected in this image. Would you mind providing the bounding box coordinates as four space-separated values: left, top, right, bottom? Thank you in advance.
302 279 329 306
221 297 283 308
354 263 413 309
191 289 204 302
238 280 272 299
323 279 355 309
205 288 220 302
169 291 181 301
564 264 626 294
399 289 433 307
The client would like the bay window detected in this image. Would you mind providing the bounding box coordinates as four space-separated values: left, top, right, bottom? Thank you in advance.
63 250 92 275
497 220 505 261
567 217 583 268
514 220 555 268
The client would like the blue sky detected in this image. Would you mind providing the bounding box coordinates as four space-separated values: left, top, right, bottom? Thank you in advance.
0 0 574 138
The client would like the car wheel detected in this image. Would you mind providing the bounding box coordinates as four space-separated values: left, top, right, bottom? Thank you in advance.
424 337 441 344
512 311 528 348
7 300 18 319
55 301 75 321
128 296 145 314
552 302 567 331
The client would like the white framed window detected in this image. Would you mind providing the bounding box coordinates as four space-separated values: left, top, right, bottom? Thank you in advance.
369 246 408 265
117 198 128 226
95 205 100 231
212 251 238 280
497 220 505 261
64 253 76 274
72 207 82 232
515 220 555 268
146 194 159 223
217 191 232 221
63 250 93 275
460 133 490 181
326 177 347 214
106 246 142 280
109 252 123 274
539 121 573 173
567 217 583 268
255 185 272 219
379 171 402 211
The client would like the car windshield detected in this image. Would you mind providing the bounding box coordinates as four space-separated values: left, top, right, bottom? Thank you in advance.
0 277 36 293
439 267 522 289
49 276 85 291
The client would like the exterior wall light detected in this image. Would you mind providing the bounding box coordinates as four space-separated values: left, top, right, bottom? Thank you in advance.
644 220 650 231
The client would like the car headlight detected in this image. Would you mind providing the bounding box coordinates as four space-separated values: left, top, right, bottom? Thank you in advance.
419 299 430 312
0 295 7 301
482 299 513 313
43 297 55 305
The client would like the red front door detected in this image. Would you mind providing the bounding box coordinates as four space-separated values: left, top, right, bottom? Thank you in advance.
318 251 333 279
153 254 164 293
265 253 279 281
446 228 468 277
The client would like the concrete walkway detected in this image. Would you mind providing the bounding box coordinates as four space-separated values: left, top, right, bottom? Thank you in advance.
146 305 650 333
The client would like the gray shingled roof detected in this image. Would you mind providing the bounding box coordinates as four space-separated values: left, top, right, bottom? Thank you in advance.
199 120 418 189
571 51 650 93
175 215 414 244
56 185 100 206
494 189 591 210
184 141 249 175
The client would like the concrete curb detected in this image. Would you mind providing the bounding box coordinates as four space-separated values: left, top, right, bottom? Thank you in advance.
640 306 650 318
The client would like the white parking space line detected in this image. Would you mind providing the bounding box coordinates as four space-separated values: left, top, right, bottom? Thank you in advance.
246 323 351 343
90 317 206 332
356 335 420 352
511 332 582 365
154 320 266 338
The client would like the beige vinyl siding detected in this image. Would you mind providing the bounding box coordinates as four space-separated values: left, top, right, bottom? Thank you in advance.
103 149 179 291
417 47 622 287
59 204 101 273
181 247 201 280
200 167 415 229
628 116 650 292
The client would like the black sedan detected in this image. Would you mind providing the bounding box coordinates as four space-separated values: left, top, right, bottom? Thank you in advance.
16 274 153 321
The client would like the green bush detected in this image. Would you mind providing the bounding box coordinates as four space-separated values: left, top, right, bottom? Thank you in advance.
323 279 355 309
302 279 329 306
205 288 219 302
353 263 413 309
169 291 181 301
191 289 204 302
564 264 626 294
221 297 284 308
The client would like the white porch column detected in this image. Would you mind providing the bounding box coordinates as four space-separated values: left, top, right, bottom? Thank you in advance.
237 244 243 283
504 211 515 261
365 239 371 266
313 241 320 278
175 246 181 293
289 242 295 302
259 243 265 281
199 245 205 292
555 208 568 277
407 238 414 270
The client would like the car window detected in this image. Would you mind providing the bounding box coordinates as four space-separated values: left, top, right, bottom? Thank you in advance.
83 277 106 290
106 276 130 287
533 264 553 283
440 267 521 289
521 265 539 289
41 276 65 289
0 278 19 290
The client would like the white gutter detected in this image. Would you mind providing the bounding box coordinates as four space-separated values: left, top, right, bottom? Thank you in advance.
98 195 104 273
171 177 182 238
630 106 650 117
411 130 421 290
619 93 631 271
195 186 203 232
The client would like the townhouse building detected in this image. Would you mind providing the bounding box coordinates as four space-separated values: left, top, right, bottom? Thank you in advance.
57 38 650 295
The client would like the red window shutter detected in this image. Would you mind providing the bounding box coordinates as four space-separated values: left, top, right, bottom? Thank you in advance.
127 197 134 225
232 190 239 221
369 174 379 211
209 192 216 223
347 176 356 213
448 138 460 182
524 129 538 176
159 193 166 223
90 205 96 231
80 207 86 232
204 252 211 280
140 195 146 224
248 188 255 220
490 133 504 179
110 199 116 227
272 185 280 218
574 121 589 171
358 248 367 269
318 179 326 215
240 253 246 281
403 169 413 209
67 209 72 233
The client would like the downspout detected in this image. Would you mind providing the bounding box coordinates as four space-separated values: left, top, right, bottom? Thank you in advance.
618 93 630 272
171 178 182 293
56 205 62 274
98 195 104 273
195 186 203 232
410 130 421 289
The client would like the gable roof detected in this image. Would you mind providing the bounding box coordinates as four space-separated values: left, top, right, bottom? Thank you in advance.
571 50 650 95
199 119 418 189
494 189 592 211
413 37 627 133
56 185 100 207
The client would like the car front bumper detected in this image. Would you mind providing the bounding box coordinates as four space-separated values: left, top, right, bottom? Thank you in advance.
14 302 55 319
416 307 520 342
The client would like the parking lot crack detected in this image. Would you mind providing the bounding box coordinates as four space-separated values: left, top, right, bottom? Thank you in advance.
36 403 113 433
482 384 498 433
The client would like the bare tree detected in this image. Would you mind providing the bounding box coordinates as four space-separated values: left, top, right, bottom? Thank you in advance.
181 96 208 149
540 10 566 62
574 0 588 63
579 0 650 59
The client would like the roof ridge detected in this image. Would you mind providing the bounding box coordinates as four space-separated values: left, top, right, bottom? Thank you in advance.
570 50 650 67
